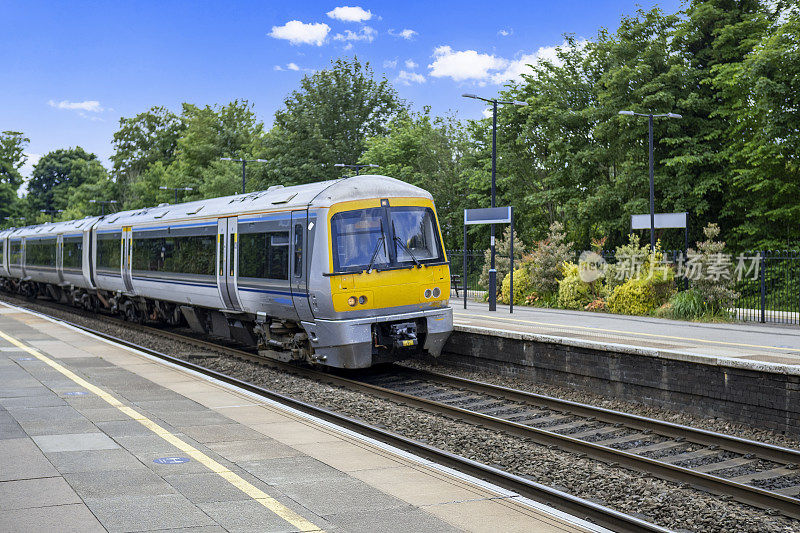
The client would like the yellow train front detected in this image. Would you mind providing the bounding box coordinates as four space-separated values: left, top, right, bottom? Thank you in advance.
302 175 453 368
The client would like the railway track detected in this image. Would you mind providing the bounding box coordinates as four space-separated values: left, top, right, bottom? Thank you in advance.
8 296 800 525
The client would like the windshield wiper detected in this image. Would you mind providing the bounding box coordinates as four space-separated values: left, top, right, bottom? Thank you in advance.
392 221 421 267
365 220 386 273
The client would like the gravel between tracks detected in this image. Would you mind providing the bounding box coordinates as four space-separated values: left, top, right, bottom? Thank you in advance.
4 295 799 533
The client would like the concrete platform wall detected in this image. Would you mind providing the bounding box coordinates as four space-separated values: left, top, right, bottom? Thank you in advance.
434 331 800 434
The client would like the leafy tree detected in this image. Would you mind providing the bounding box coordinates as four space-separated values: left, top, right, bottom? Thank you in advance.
27 147 104 214
111 106 185 196
263 57 405 185
526 221 575 296
0 131 28 223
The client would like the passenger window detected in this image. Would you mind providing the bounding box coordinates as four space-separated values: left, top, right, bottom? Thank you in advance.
239 231 289 280
293 224 303 278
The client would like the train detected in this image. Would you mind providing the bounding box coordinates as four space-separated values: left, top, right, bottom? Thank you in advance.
0 175 453 368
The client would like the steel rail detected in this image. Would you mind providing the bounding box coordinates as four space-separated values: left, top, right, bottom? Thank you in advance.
31 311 667 533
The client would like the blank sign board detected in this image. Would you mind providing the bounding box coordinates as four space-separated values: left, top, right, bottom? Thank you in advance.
631 212 687 230
464 206 512 225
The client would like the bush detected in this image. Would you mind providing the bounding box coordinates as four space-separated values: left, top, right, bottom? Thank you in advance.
527 221 574 296
556 262 593 310
607 278 661 315
665 289 706 319
689 223 739 312
585 298 607 312
479 226 525 295
500 268 532 305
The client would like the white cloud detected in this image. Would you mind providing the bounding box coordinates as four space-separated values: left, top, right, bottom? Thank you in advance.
390 29 417 40
269 20 330 46
326 6 373 22
428 46 507 82
396 70 425 85
404 59 417 69
287 62 300 71
20 153 40 179
333 26 376 43
428 40 586 85
275 62 311 72
498 28 513 37
383 59 398 69
48 99 103 112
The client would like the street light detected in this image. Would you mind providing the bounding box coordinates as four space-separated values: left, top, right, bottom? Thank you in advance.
334 163 380 176
159 186 193 204
618 110 682 252
462 93 528 311
88 199 118 216
40 209 64 222
220 157 268 194
3 216 25 227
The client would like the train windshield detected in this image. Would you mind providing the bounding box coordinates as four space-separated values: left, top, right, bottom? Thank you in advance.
331 205 444 272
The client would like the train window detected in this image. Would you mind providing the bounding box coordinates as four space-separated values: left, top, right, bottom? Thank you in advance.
330 208 388 272
293 224 303 278
132 234 215 276
96 232 122 271
63 238 83 270
389 207 443 264
10 240 21 265
25 239 57 267
0 240 4 262
239 231 289 280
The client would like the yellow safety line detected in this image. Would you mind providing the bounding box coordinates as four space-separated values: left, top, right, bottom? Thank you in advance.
0 329 323 532
455 312 800 355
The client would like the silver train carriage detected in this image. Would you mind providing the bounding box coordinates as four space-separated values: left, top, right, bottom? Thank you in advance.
0 175 453 368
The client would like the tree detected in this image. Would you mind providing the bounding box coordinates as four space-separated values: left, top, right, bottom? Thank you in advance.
0 131 28 223
263 57 405 185
26 148 106 214
111 106 185 197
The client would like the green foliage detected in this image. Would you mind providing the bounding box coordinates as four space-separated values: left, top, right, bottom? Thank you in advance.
0 131 27 223
608 278 662 315
27 147 101 214
263 57 405 186
479 226 525 293
662 289 707 319
500 267 532 305
526 221 574 296
606 235 676 314
556 262 594 310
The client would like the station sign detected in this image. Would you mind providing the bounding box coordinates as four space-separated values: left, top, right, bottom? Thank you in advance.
464 206 512 225
631 212 687 229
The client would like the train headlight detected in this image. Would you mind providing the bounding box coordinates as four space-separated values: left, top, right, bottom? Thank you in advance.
424 289 432 299
359 295 367 305
348 296 357 307
432 287 441 298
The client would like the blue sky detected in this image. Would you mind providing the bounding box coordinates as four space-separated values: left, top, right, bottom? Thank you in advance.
1 0 682 179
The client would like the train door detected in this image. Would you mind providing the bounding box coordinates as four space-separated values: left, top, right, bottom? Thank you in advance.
121 227 134 292
216 217 242 310
291 210 314 320
20 238 26 278
56 234 64 283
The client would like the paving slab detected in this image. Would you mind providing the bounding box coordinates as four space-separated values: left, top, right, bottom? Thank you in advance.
0 476 82 510
0 437 59 481
0 503 105 533
82 493 218 532
32 432 119 453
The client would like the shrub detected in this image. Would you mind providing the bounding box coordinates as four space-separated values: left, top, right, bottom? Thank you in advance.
607 278 661 315
479 226 525 295
688 223 739 313
556 262 593 310
500 267 532 305
585 298 607 312
666 289 706 319
527 221 574 297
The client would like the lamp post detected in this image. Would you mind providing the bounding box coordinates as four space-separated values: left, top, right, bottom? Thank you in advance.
88 200 118 216
462 93 528 311
3 216 25 227
220 157 268 194
159 186 193 204
334 163 379 176
40 209 64 222
618 110 682 252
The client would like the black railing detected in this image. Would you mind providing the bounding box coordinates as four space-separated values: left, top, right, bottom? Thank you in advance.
448 248 800 326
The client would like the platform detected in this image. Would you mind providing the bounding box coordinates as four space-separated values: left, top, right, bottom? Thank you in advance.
0 302 600 533
454 302 800 371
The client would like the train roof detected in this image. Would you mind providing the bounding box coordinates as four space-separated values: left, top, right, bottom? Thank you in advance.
95 175 431 229
0 175 433 238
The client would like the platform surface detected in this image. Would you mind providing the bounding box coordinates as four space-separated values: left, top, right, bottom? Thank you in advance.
455 302 800 368
0 302 598 533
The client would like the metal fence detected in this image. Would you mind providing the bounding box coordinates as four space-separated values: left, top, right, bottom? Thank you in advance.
448 248 800 325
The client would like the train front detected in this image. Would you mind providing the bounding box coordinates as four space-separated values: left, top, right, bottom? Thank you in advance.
305 178 453 368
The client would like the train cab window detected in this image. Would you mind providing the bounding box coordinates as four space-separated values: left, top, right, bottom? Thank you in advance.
389 207 443 263
293 224 303 278
63 238 83 270
239 231 289 280
330 208 388 272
